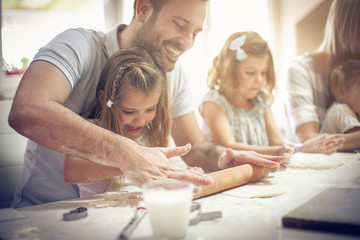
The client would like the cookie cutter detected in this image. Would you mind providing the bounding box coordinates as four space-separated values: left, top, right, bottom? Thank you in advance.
189 202 222 225
63 207 88 221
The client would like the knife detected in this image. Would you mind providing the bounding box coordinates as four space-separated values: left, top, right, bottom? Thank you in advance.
119 202 147 240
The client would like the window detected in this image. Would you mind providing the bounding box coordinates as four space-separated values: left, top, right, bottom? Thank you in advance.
2 0 105 72
1 0 106 99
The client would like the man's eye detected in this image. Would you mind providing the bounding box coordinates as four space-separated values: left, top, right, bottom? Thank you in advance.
174 21 184 30
246 72 255 75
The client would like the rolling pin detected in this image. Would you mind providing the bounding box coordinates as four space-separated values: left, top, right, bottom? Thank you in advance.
194 164 271 199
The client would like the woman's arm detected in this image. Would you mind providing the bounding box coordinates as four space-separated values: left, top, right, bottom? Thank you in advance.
340 129 360 151
286 54 329 143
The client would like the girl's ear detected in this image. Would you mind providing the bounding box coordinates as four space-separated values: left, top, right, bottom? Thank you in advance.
334 86 347 102
136 0 153 23
98 90 105 106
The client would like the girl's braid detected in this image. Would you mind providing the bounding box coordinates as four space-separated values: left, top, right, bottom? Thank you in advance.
108 65 131 108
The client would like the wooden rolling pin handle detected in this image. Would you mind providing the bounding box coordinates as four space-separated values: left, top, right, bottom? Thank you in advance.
194 164 271 199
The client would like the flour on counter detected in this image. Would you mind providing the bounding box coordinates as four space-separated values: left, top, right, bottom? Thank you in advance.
222 181 286 198
286 152 344 170
88 191 143 208
12 227 39 240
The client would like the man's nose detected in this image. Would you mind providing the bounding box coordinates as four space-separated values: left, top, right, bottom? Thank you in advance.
179 32 194 51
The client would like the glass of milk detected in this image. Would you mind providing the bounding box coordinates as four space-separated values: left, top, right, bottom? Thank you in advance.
142 181 194 239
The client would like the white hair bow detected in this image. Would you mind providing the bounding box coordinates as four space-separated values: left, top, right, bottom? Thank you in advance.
229 35 247 61
107 100 113 108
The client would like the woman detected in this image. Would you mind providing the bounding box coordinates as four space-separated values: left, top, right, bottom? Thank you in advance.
285 0 360 151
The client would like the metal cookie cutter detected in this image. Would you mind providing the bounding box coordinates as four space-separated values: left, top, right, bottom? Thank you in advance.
63 207 88 221
189 211 222 225
191 202 201 212
189 202 222 225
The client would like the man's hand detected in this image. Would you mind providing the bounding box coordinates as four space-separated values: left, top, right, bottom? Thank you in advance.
218 148 287 169
142 166 213 194
122 144 213 189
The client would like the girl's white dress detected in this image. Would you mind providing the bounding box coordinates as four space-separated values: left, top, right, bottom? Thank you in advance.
199 89 271 147
321 102 360 134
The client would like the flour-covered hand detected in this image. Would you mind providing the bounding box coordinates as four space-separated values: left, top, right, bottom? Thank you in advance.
218 148 287 169
296 134 344 155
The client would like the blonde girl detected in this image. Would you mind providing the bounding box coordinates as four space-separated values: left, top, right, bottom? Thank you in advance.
199 31 343 157
321 59 360 151
63 46 171 196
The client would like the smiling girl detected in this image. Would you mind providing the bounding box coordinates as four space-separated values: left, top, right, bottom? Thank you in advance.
63 46 171 196
199 32 344 157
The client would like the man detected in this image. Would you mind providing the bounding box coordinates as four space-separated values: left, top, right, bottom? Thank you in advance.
9 0 285 207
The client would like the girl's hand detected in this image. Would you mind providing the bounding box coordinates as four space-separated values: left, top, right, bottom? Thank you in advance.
218 148 287 169
296 134 345 155
277 143 295 157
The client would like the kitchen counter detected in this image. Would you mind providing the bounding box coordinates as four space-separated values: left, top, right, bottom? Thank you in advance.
0 152 359 240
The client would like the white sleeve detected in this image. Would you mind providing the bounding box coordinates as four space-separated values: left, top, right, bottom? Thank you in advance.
286 57 319 130
167 63 194 118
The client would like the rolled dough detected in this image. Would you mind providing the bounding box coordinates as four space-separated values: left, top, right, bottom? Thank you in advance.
222 182 286 198
287 152 344 170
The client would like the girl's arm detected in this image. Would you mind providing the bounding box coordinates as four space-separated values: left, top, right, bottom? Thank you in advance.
63 154 123 184
296 122 321 143
202 101 285 156
264 109 286 146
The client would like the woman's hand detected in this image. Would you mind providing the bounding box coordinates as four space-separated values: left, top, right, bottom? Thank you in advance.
296 134 344 154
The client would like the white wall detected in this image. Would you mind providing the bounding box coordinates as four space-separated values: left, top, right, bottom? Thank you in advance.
271 0 324 85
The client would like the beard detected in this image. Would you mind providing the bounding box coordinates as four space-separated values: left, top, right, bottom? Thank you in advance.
132 15 178 72
133 14 161 52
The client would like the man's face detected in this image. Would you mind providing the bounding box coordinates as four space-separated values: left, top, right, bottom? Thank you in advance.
134 0 206 72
